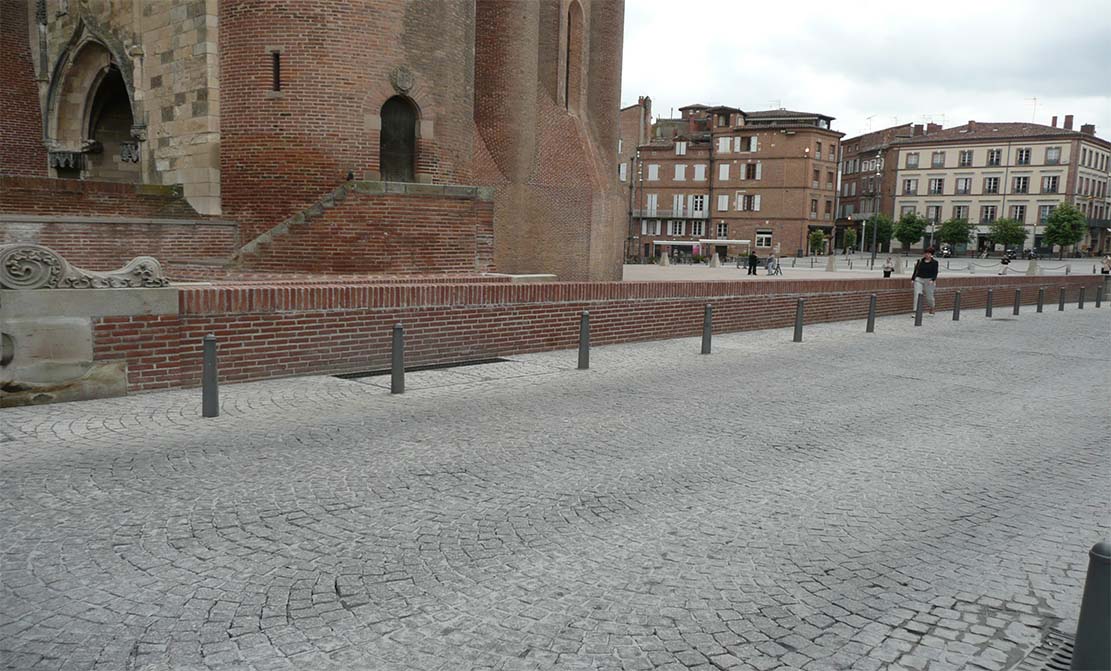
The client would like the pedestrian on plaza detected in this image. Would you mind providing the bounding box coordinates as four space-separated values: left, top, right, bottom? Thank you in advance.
1101 255 1110 275
882 257 894 278
998 256 1010 275
911 247 939 315
765 254 778 275
747 251 759 276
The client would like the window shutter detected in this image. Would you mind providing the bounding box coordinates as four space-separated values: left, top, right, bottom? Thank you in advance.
754 195 761 211
641 221 647 234
749 136 757 152
717 194 728 211
719 164 729 180
735 193 742 210
755 162 762 180
733 137 742 153
619 163 627 181
718 137 729 154
679 221 686 236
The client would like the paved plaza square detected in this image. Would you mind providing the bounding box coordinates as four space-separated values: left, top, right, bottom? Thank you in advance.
2 309 1109 671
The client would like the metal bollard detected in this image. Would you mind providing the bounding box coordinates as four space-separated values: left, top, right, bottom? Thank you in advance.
390 323 404 394
866 293 876 333
701 304 712 354
793 298 804 342
1059 287 1067 311
1070 542 1111 670
202 334 219 418
946 260 950 270
811 258 815 268
1037 286 1045 313
914 293 923 326
1097 286 1103 308
1013 288 1021 316
986 289 993 318
952 290 961 321
578 311 590 369
1078 287 1085 309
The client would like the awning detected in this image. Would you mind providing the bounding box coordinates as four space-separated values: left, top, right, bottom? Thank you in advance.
651 240 699 246
698 239 752 245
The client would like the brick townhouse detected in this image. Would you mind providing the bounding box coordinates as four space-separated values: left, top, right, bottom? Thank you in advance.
619 104 843 262
840 116 1111 255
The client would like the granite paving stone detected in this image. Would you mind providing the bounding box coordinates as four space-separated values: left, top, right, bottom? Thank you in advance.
1 309 1108 670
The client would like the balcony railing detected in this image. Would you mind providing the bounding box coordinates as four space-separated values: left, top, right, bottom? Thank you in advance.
632 208 708 219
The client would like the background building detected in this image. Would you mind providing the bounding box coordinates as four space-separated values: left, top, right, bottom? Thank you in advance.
1 0 626 280
621 104 843 261
893 116 1111 254
840 116 1111 255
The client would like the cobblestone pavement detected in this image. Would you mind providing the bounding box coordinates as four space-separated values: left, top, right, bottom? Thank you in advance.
2 309 1109 671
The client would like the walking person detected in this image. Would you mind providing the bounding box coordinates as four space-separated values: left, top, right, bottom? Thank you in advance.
911 247 939 316
1101 255 1110 275
747 251 759 276
882 257 894 278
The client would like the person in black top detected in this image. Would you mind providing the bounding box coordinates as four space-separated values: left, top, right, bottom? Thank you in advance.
747 251 759 276
911 247 939 315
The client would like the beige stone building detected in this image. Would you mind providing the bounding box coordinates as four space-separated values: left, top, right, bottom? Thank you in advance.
891 117 1111 254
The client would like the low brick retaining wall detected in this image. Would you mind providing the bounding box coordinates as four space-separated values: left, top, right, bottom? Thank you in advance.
80 275 1102 393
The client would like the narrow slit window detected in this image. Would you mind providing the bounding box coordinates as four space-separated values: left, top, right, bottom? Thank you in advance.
271 52 281 91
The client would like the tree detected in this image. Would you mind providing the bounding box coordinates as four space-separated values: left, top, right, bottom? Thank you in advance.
843 228 857 253
937 218 975 252
809 229 826 255
869 213 894 252
987 217 1027 251
1043 202 1087 259
893 213 928 255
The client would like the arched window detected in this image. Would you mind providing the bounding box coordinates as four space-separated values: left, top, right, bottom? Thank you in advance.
564 1 584 112
379 96 417 182
84 65 139 182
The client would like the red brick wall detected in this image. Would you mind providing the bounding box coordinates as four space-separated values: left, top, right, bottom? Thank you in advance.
91 275 1099 392
239 190 495 274
1 220 238 270
218 0 477 242
0 177 202 218
0 1 47 176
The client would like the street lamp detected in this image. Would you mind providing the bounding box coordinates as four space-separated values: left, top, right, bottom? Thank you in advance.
870 169 881 263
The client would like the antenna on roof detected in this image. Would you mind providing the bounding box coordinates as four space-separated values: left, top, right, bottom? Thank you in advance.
768 99 781 109
865 114 876 132
1025 97 1037 122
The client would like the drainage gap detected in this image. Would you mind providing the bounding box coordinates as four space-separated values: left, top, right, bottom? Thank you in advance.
335 357 511 380
1014 628 1074 671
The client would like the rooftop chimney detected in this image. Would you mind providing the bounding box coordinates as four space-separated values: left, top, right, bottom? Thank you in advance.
926 122 942 134
913 123 924 136
968 120 976 130
1051 115 1058 127
1080 123 1096 135
1064 114 1074 130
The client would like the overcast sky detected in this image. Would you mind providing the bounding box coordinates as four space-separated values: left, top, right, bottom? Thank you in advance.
620 0 1111 141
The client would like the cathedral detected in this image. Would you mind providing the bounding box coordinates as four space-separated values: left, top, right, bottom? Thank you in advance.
0 0 626 280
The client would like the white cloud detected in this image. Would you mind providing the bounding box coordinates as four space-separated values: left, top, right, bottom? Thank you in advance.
621 0 1111 139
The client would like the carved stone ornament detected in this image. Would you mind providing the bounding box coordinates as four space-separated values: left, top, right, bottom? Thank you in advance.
390 65 414 94
0 244 170 290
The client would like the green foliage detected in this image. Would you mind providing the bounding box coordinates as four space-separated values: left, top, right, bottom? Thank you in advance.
869 213 894 245
893 213 928 253
1043 203 1087 258
937 218 975 247
987 217 1027 249
809 229 826 254
843 228 858 251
